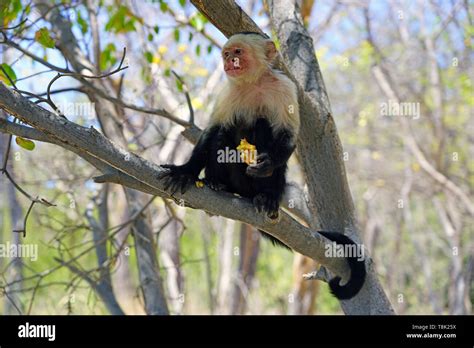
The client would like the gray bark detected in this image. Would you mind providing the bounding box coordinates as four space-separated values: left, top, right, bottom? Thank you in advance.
0 0 397 315
268 0 393 315
84 186 125 315
159 218 185 314
0 96 352 285
125 190 169 315
230 224 260 314
191 0 394 315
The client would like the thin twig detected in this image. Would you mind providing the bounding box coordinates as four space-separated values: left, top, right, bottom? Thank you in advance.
172 70 195 124
26 277 42 315
1 131 13 172
13 200 36 237
2 170 54 207
37 87 85 97
0 18 28 31
2 290 23 314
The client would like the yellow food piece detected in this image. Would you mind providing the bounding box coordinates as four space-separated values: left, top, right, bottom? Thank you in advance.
195 180 205 188
237 138 257 165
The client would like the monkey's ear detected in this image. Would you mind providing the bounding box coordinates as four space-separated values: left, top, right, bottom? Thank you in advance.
265 41 277 62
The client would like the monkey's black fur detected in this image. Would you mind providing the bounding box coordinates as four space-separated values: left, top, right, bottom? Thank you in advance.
160 119 367 299
159 29 366 299
160 117 294 248
318 231 367 300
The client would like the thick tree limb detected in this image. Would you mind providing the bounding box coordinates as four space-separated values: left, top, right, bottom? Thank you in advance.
269 0 393 315
0 82 352 284
0 0 396 314
190 0 262 37
190 0 394 314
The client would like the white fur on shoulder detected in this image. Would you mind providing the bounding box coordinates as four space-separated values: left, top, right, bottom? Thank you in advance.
211 70 300 135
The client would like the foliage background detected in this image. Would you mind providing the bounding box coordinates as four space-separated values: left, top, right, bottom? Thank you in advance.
0 0 472 315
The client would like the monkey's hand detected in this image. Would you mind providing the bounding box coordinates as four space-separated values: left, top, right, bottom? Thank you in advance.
158 164 196 195
246 153 274 178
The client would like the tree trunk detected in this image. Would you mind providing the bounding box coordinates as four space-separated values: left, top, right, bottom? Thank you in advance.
0 120 24 314
191 0 394 316
230 224 260 314
288 254 319 315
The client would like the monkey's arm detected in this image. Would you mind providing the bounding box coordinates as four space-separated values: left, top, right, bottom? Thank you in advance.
247 121 296 178
266 128 296 167
159 125 220 194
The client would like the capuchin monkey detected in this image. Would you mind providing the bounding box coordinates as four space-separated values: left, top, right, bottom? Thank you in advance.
160 32 298 223
159 32 366 300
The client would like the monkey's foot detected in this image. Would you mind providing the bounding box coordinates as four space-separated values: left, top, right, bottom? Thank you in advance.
253 193 280 220
158 164 195 195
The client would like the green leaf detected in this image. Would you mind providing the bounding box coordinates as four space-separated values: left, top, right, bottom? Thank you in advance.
164 68 171 77
195 44 201 56
77 11 88 34
147 33 153 42
124 21 135 32
179 0 186 7
153 25 159 34
141 67 152 85
35 27 55 48
190 16 203 32
104 9 120 31
16 137 35 151
207 45 212 54
199 13 209 24
190 13 207 31
173 28 180 42
1 0 22 27
144 51 153 63
100 43 117 70
105 5 140 33
188 32 193 42
159 0 168 12
175 79 183 92
0 63 17 85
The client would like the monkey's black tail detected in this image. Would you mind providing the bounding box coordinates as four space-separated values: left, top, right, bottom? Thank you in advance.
318 231 366 300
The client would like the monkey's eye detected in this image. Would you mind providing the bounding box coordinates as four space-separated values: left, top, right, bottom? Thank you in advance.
235 49 242 55
224 51 230 58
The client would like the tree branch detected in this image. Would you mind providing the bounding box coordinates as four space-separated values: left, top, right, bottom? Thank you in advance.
0 81 352 284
